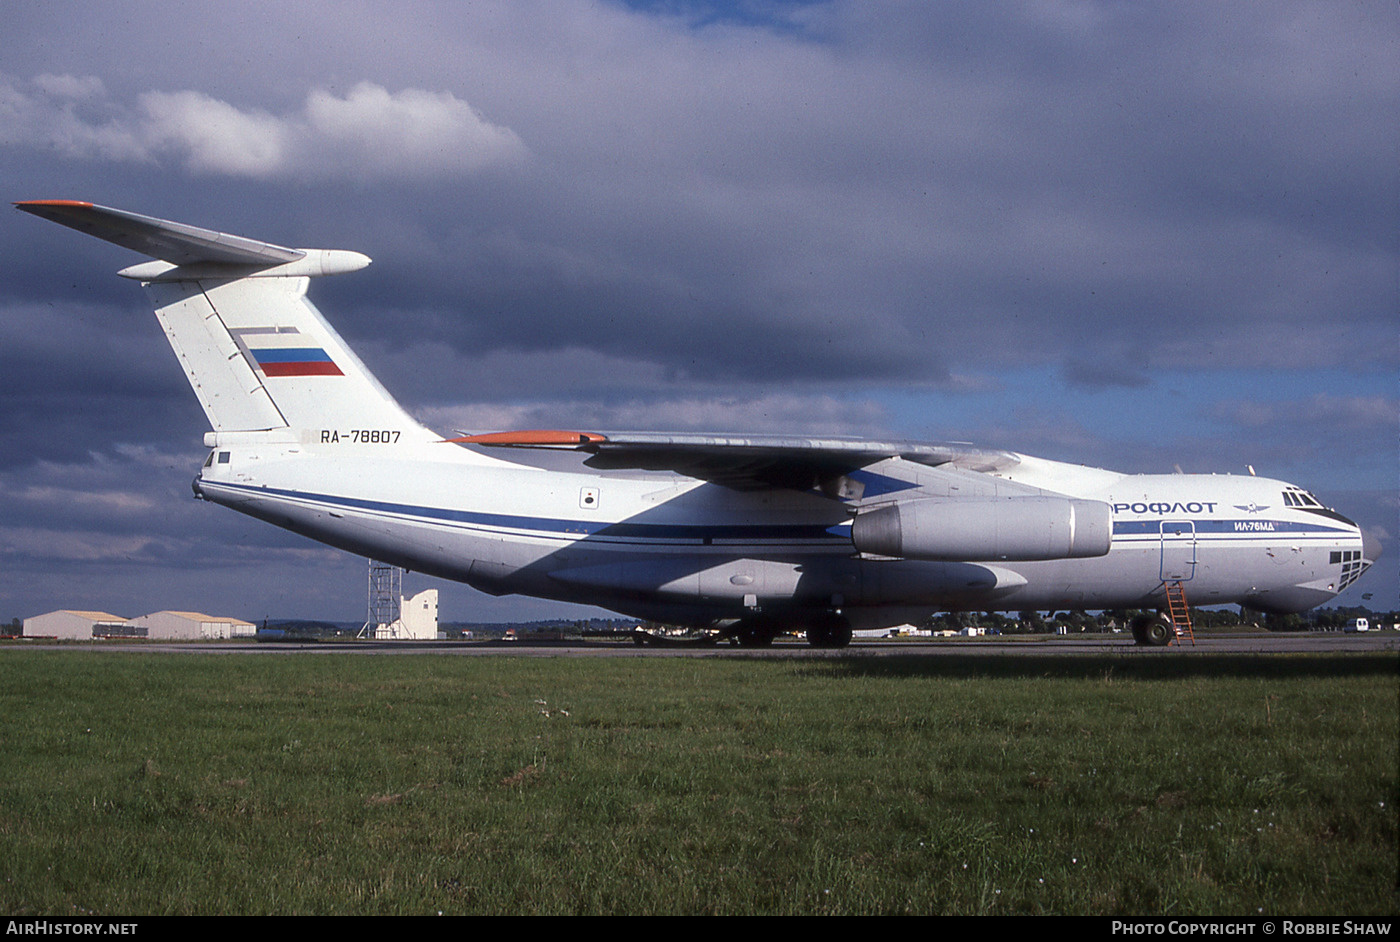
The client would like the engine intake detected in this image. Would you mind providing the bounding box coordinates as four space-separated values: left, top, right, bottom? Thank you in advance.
851 496 1112 561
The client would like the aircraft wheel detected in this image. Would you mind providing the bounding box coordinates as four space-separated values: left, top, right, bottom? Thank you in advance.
735 619 777 647
806 614 853 648
1132 613 1174 647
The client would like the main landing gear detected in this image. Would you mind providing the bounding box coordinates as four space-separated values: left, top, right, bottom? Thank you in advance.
727 612 854 648
731 617 778 647
805 612 854 648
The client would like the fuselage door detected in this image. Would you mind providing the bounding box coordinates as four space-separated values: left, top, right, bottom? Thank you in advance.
1160 519 1197 581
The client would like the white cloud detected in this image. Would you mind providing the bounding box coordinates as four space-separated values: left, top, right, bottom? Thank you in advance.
10 485 155 515
303 83 526 176
1217 395 1400 431
32 73 106 100
0 525 156 563
1 75 526 180
0 74 147 162
139 90 291 177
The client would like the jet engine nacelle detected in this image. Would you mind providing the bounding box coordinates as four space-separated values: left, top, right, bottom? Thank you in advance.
851 496 1113 561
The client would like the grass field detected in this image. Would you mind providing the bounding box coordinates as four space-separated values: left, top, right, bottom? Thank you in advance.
0 648 1394 916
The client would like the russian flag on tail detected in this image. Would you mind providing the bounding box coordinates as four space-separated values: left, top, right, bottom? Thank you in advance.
249 347 344 377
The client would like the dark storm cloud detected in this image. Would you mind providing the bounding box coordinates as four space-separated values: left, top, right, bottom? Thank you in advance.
9 2 1391 388
1209 394 1400 484
1061 358 1153 391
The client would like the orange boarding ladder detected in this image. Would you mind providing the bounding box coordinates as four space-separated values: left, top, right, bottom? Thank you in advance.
1163 581 1195 645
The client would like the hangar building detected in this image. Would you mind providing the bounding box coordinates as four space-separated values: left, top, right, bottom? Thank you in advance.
23 610 132 640
131 611 256 640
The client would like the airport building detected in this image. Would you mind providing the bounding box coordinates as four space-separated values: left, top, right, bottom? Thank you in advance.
371 589 439 639
25 592 436 642
23 610 132 640
132 611 256 640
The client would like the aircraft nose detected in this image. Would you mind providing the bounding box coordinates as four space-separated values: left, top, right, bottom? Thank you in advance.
1362 529 1382 563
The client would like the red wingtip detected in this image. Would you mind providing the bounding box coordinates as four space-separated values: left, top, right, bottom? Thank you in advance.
15 199 95 209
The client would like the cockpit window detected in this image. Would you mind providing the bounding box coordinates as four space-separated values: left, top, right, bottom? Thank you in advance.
1283 488 1322 509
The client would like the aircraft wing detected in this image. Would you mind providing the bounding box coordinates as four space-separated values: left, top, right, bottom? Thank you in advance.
14 200 305 266
448 429 1018 493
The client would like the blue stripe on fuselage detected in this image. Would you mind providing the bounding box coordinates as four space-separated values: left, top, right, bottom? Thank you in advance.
201 480 846 545
1112 519 1354 537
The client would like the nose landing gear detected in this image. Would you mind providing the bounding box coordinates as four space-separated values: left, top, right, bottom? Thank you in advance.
1130 612 1176 647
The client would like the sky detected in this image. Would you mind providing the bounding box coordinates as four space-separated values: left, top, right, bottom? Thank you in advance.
1 0 1395 624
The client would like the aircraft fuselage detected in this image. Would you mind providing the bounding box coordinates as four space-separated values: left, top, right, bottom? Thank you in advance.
192 438 1371 629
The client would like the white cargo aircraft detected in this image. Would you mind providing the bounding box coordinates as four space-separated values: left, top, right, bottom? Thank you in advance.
18 201 1379 646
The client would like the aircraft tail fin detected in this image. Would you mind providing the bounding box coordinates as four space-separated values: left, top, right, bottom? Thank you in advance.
17 201 437 447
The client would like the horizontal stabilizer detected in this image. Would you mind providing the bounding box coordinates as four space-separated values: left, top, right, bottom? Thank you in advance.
15 200 305 267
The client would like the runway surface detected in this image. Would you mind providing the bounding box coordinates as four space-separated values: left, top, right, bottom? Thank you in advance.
9 631 1397 658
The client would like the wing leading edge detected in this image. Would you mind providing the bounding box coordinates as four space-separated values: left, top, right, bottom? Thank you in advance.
448 429 1019 492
